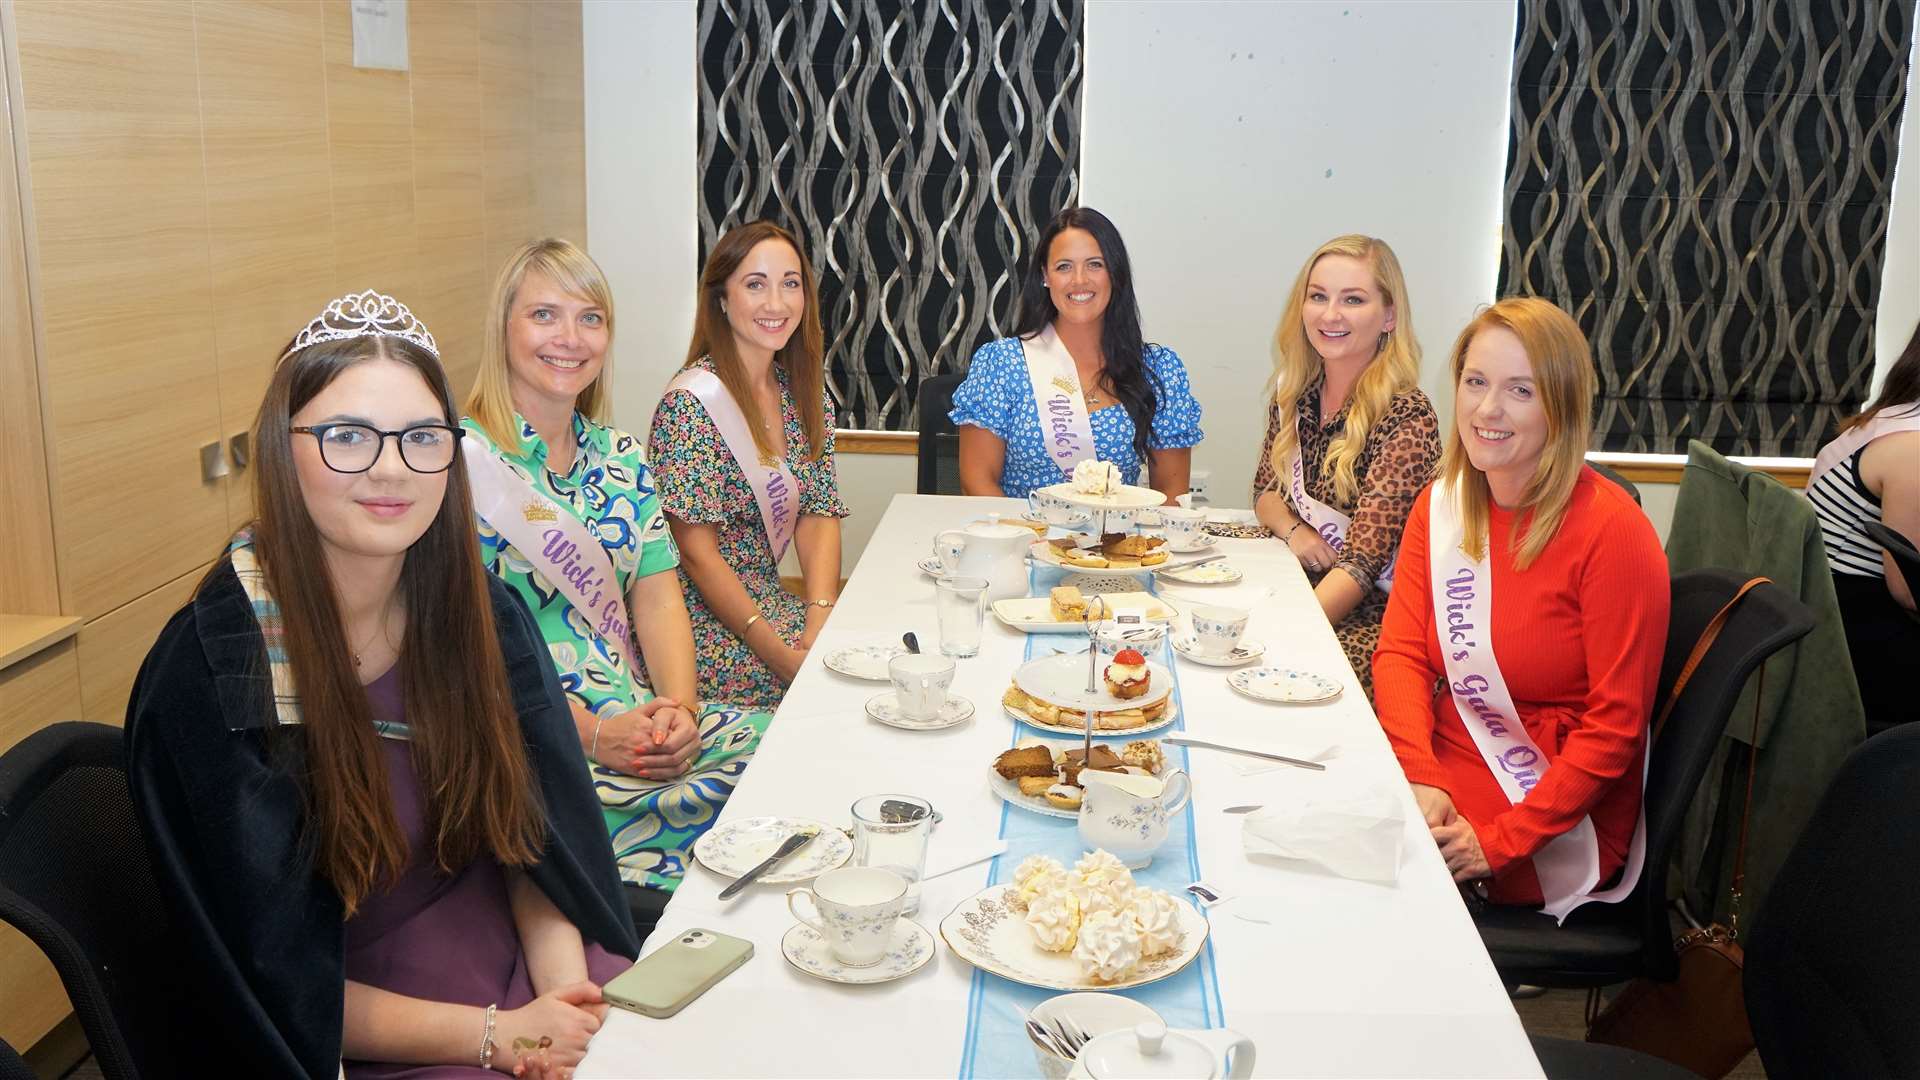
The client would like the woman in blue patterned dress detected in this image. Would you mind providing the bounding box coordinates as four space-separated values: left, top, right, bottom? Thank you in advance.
951 206 1204 501
461 239 771 911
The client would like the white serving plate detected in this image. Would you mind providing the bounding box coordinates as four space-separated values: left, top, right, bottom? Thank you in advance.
1001 697 1180 738
1227 666 1344 704
1030 541 1165 578
1014 652 1173 712
824 643 907 680
1034 481 1168 513
992 592 1175 634
1154 560 1243 585
939 883 1208 992
987 735 1169 820
691 816 853 884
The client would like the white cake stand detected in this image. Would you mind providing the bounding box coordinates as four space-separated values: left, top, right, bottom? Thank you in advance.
1033 481 1166 537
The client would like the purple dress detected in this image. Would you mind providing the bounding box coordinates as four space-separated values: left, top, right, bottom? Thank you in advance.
342 666 631 1079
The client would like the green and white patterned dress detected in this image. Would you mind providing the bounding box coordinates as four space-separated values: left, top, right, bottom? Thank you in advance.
462 411 772 892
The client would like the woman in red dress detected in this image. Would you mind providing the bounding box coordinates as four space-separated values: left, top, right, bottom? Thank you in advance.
1373 298 1669 910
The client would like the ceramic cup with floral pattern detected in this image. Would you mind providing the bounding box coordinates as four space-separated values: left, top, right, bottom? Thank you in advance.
1189 604 1250 658
786 866 908 967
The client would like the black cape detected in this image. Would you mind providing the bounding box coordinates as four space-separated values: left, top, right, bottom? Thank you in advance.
125 559 638 1078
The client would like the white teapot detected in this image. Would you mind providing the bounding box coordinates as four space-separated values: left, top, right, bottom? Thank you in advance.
1070 1020 1256 1079
932 518 1032 601
1076 768 1191 869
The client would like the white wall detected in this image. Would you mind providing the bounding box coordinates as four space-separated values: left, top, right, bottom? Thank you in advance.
1875 27 1920 392
584 0 698 438
1081 0 1517 505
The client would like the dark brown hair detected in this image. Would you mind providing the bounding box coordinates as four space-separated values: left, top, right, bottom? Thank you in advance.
1839 321 1920 434
681 220 828 460
237 333 545 915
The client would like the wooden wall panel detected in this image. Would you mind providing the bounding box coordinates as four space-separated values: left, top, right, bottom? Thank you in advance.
320 0 417 303
194 0 336 529
480 1 535 274
12 0 225 621
76 564 202 726
0 26 59 615
533 0 587 244
410 0 487 394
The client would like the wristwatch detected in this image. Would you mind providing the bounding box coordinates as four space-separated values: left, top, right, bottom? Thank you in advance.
808 598 836 609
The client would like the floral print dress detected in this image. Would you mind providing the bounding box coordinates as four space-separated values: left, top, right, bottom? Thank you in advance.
647 357 851 709
462 411 772 892
1250 376 1440 700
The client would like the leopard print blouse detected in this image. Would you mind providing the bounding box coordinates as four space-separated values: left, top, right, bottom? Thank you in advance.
1251 376 1441 598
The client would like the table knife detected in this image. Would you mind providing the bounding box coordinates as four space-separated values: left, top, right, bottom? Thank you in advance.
1165 734 1327 772
718 829 817 899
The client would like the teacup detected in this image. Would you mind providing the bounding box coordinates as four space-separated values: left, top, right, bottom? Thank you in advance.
1158 506 1208 550
1027 490 1083 526
932 531 966 575
787 866 908 967
1093 618 1168 661
1189 604 1249 658
889 653 956 720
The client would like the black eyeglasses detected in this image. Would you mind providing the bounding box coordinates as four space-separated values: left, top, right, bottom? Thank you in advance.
290 423 464 474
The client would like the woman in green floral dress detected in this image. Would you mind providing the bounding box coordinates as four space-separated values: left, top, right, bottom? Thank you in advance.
461 239 771 902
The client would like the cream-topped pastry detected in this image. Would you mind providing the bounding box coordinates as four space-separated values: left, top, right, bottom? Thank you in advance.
1126 888 1183 958
1013 854 1065 890
1071 459 1123 495
1025 888 1082 952
1072 909 1144 982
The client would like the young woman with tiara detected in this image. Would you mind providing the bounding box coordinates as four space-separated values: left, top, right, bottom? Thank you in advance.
126 292 636 1078
1252 235 1441 699
461 239 772 918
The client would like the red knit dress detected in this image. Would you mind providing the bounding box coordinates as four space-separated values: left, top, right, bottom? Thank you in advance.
1373 469 1669 906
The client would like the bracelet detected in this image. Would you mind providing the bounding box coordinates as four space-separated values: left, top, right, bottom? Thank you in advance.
809 598 835 609
1284 521 1308 543
590 712 608 763
743 613 764 637
479 1002 498 1069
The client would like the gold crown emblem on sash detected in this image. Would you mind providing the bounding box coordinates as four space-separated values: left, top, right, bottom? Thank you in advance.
1050 375 1078 394
521 501 558 524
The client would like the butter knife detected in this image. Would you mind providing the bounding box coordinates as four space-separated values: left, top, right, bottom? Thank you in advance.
718 829 817 899
1165 734 1327 772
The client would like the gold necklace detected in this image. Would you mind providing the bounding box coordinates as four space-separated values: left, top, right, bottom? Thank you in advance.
351 600 400 669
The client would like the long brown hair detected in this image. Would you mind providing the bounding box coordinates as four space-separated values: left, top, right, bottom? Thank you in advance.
682 221 828 460
1438 297 1596 570
1839 321 1920 434
241 333 545 915
466 238 617 449
1267 235 1423 506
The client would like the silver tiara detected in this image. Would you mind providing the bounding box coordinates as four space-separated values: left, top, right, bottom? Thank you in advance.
281 289 439 360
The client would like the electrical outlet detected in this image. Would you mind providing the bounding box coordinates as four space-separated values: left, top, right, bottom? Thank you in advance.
1188 468 1213 506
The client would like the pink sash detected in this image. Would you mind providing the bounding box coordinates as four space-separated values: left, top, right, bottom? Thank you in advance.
1428 478 1646 923
1020 324 1097 479
1809 403 1920 487
665 368 799 561
462 440 634 671
1287 445 1395 593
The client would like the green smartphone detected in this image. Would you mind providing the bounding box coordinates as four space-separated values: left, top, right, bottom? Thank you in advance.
603 928 754 1019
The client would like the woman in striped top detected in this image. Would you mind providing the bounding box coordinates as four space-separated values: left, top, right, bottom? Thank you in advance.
1806 323 1919 736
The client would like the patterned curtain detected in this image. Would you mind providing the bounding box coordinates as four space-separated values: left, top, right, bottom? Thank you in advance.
1501 0 1917 456
697 0 1083 431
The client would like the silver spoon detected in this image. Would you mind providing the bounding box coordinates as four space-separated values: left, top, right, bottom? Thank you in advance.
902 632 920 655
1026 1019 1070 1060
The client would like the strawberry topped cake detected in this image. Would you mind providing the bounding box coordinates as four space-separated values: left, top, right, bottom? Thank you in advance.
1104 648 1150 700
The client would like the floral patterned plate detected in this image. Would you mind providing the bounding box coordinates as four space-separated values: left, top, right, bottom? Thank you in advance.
1227 667 1343 704
938 884 1208 991
825 643 907 681
781 919 935 985
692 816 852 885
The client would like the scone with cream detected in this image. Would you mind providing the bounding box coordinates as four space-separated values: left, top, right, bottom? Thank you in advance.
1103 648 1151 700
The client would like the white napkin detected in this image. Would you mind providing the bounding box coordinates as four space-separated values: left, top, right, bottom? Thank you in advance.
923 838 1009 882
1241 786 1405 884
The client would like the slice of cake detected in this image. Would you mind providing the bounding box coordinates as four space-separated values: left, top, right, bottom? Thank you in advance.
1102 534 1164 558
1049 585 1089 622
994 743 1058 780
1104 648 1151 700
1059 744 1124 786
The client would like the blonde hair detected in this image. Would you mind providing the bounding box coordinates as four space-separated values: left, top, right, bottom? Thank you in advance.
464 238 616 448
1438 297 1596 570
1266 235 1421 505
681 221 828 461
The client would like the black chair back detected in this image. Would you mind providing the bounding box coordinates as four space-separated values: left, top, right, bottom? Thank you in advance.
916 372 963 495
1746 725 1920 1079
1630 569 1814 979
0 723 172 1080
1863 520 1920 600
1589 461 1643 506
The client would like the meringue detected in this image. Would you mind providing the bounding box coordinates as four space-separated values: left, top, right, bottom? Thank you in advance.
1013 854 1065 890
1072 459 1123 495
1072 909 1144 982
1025 888 1082 952
1126 888 1183 958
1074 850 1134 893
1013 866 1071 913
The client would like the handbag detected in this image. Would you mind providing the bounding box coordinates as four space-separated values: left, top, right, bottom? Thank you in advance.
1583 577 1768 1079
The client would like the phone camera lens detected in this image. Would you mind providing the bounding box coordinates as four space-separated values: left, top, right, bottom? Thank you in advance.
690 930 704 936
682 937 694 944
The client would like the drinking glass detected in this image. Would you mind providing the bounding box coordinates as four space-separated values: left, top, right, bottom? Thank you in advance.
935 575 988 658
850 794 934 915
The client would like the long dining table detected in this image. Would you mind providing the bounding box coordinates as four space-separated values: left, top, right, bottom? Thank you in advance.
580 494 1543 1078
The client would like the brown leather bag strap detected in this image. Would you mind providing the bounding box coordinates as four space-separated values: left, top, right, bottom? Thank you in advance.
1727 658 1766 936
1649 576 1771 745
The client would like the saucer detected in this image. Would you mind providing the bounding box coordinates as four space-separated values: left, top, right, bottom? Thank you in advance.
781 919 935 984
1228 666 1343 704
866 692 975 731
1172 634 1265 667
1164 534 1216 554
824 643 906 681
918 556 946 577
1155 559 1243 585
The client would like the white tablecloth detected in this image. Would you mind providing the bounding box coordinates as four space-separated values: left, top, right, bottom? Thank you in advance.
580 495 1542 1078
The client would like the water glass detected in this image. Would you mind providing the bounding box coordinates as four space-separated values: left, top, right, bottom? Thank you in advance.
850 794 934 915
935 575 988 658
